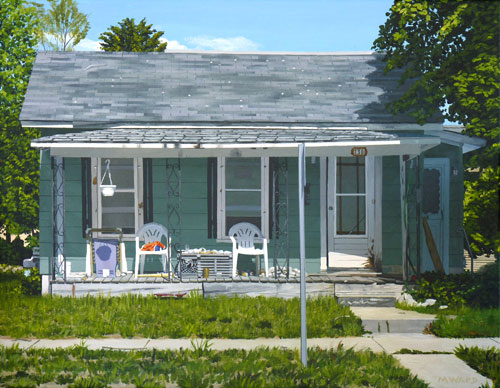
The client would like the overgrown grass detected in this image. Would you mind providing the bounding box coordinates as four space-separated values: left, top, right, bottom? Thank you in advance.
0 343 429 387
0 292 364 339
427 308 500 338
455 345 500 386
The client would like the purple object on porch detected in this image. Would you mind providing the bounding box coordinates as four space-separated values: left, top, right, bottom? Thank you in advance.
93 239 119 277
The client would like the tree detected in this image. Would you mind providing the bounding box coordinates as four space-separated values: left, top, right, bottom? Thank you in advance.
0 0 40 238
99 18 167 52
38 0 89 51
373 0 499 257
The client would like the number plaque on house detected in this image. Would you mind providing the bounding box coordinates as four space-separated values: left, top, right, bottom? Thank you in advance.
351 147 368 157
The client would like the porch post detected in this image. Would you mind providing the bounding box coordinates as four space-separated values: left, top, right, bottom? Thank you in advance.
51 156 65 280
415 156 422 277
166 158 182 257
298 143 307 367
399 155 407 281
272 157 290 278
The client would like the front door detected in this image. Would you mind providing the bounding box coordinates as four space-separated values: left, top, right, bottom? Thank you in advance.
327 156 375 269
421 158 450 273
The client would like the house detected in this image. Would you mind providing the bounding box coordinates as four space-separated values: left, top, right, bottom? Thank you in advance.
19 51 484 293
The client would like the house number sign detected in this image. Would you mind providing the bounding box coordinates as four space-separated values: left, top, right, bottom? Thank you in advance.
351 147 368 157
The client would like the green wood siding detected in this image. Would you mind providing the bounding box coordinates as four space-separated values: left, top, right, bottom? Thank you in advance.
382 144 464 275
382 156 403 274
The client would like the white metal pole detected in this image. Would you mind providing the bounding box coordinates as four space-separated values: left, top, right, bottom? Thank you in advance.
298 143 307 366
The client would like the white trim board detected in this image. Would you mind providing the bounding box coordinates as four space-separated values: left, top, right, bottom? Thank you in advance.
34 138 441 159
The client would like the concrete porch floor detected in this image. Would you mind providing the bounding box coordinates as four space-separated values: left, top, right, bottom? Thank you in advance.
49 271 404 303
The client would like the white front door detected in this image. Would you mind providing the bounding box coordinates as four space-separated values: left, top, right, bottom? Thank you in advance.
327 156 375 269
421 158 450 273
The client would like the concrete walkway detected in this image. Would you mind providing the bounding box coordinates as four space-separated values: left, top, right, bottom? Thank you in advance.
1 307 497 388
1 334 498 387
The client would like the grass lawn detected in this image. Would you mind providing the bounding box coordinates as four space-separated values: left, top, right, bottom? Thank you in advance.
429 308 500 338
0 292 364 339
0 343 429 387
397 303 500 338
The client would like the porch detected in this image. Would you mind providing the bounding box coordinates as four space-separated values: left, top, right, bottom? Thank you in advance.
33 126 441 286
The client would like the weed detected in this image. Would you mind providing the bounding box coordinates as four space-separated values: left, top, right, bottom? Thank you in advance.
190 338 214 357
395 348 452 354
455 345 500 385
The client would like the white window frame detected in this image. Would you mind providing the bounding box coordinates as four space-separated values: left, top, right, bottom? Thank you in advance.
91 157 143 240
217 156 269 241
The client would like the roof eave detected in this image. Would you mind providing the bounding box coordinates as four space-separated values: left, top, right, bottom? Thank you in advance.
31 137 440 159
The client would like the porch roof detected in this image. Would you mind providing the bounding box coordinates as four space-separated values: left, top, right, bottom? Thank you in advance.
31 127 440 158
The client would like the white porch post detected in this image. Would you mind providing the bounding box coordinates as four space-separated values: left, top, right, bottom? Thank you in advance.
298 143 307 366
52 155 65 279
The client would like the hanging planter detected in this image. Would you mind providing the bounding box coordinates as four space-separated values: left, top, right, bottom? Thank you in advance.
100 159 116 197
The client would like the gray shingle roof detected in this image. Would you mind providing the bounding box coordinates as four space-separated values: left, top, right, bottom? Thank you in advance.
32 127 397 145
20 51 436 127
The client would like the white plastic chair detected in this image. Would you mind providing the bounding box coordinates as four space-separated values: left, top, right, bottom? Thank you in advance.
228 222 269 277
134 223 171 277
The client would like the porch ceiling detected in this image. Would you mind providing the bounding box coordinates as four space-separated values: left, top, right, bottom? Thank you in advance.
31 127 440 158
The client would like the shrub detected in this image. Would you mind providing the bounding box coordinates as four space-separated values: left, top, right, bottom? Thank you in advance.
0 237 31 266
406 261 499 308
0 264 41 296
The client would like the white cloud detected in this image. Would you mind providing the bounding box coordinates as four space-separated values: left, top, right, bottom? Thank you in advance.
185 36 259 51
160 38 188 50
167 40 189 50
74 38 101 51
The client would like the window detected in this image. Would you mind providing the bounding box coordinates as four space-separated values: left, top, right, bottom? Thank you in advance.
217 157 269 239
93 158 143 236
335 156 366 235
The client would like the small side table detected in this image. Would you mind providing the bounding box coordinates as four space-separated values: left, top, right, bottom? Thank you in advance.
177 249 233 280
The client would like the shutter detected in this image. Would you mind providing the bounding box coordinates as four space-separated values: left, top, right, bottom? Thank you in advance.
207 158 217 238
143 158 154 224
81 158 92 237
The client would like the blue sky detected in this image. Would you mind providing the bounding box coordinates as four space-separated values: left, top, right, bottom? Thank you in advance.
70 0 394 52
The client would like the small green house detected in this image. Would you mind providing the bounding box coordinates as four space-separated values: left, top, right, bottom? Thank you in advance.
20 51 483 291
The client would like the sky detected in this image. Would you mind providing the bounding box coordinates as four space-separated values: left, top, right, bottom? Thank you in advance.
67 0 394 52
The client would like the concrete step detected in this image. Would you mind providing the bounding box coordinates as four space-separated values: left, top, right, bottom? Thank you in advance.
335 283 403 307
351 307 436 334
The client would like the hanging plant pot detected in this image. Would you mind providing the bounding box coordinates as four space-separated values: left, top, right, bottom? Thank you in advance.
100 159 116 197
101 184 116 197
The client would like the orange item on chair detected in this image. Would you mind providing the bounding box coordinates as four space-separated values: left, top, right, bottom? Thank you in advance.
141 241 165 251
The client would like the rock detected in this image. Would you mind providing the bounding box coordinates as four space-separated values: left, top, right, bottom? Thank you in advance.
397 292 418 306
420 298 436 307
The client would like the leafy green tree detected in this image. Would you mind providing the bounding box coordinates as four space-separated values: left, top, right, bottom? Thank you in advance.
0 0 40 239
99 18 167 52
38 0 90 51
373 0 499 257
